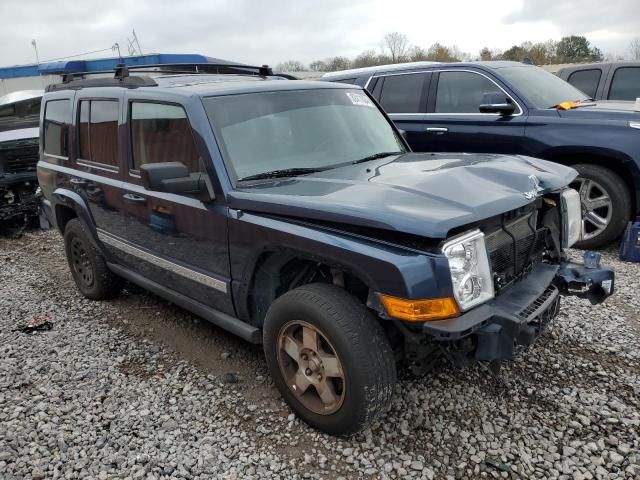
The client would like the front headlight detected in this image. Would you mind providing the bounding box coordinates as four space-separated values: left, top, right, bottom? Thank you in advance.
442 229 494 312
561 188 581 248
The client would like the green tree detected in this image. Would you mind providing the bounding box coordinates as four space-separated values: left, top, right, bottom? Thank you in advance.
556 35 601 63
426 43 459 62
479 47 493 61
408 45 429 62
352 49 381 68
324 56 352 72
502 44 528 61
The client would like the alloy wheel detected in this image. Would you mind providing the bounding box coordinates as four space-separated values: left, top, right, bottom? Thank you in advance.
571 177 613 242
276 320 346 415
70 237 94 287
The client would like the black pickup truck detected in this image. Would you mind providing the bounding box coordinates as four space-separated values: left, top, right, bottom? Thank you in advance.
38 65 614 435
557 62 640 101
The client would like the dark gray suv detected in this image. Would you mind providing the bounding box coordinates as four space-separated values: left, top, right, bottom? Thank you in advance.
38 64 614 435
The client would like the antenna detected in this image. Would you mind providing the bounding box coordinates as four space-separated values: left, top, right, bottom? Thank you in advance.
128 29 143 56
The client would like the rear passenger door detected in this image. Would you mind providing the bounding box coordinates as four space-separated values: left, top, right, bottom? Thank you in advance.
72 93 126 246
367 71 431 151
418 70 527 155
103 97 234 315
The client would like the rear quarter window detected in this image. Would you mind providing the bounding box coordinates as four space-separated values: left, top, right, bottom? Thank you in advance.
43 99 71 158
608 67 640 100
567 69 602 99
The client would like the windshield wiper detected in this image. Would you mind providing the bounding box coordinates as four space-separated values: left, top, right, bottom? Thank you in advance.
238 167 327 182
352 151 404 165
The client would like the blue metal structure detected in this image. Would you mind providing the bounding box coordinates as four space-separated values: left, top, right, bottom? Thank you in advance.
0 53 229 79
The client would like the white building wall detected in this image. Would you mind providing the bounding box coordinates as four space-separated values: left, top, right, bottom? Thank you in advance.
0 75 62 95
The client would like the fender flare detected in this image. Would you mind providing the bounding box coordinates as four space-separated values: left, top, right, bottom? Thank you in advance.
52 188 107 255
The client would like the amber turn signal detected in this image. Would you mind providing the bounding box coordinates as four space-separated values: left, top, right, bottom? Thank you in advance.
379 294 460 322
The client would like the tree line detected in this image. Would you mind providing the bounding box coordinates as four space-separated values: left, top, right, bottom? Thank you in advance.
277 33 640 72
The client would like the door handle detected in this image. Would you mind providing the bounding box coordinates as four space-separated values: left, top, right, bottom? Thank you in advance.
70 178 87 186
425 127 449 134
123 193 147 205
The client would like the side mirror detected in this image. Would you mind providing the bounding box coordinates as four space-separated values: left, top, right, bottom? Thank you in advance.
479 92 516 116
140 162 213 201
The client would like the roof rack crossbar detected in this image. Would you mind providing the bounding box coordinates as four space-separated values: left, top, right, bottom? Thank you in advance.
46 62 276 92
57 63 273 82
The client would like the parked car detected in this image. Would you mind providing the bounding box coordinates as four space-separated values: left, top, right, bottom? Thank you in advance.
38 64 614 435
323 61 640 248
557 62 640 101
0 90 42 235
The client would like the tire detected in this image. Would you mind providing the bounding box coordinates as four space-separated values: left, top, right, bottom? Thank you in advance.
570 164 631 249
263 283 396 435
63 219 123 300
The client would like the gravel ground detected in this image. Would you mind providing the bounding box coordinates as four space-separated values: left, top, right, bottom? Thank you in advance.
1 229 639 480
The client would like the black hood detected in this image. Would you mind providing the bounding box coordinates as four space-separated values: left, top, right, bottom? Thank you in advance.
228 152 577 239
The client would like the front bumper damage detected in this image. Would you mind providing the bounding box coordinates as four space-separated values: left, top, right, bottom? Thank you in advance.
420 257 614 363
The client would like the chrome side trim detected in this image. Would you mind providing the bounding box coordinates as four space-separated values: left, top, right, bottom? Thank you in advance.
76 159 119 173
97 229 228 293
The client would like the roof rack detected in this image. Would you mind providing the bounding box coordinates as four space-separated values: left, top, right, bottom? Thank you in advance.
46 62 275 92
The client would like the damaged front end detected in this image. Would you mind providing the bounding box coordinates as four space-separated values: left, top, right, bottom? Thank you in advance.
396 189 615 375
0 90 43 236
0 136 41 236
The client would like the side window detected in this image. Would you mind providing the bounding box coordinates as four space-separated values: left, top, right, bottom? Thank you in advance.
567 69 601 99
130 102 201 173
77 100 119 167
43 99 71 157
608 67 640 100
378 73 429 113
435 71 503 113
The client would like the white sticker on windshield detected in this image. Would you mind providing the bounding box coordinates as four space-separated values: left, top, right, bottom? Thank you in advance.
345 92 375 108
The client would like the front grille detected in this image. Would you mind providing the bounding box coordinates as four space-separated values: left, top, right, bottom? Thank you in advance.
0 140 39 174
485 210 548 293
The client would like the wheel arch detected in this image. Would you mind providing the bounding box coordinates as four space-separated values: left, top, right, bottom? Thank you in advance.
52 188 105 254
238 248 376 328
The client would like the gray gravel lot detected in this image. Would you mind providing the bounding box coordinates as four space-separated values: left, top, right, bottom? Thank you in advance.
1 230 639 480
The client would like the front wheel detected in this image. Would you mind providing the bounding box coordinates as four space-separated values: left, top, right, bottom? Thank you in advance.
570 164 631 249
263 283 396 435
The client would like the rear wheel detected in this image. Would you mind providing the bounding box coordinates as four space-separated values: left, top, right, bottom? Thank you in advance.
570 164 631 249
64 219 123 300
263 283 396 435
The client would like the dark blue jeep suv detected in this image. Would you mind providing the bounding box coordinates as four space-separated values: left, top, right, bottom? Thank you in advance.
38 64 613 435
324 61 640 249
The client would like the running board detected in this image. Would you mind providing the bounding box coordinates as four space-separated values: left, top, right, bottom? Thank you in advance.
107 263 262 344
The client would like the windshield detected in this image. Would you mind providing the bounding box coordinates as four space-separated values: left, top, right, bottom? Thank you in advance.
498 65 589 109
204 88 406 180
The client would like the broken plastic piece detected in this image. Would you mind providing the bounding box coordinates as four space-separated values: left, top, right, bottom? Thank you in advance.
14 313 54 334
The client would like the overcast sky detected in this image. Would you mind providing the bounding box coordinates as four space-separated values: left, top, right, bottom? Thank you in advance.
0 0 638 68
